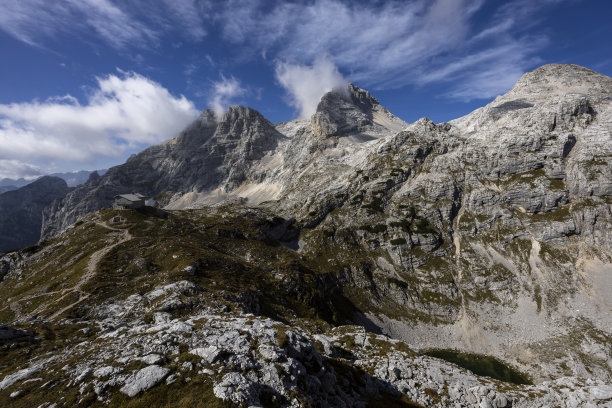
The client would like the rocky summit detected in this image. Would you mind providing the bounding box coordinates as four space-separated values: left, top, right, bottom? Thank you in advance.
1 63 612 407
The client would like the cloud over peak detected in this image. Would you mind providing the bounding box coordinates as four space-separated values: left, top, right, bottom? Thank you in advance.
275 56 347 119
208 75 247 117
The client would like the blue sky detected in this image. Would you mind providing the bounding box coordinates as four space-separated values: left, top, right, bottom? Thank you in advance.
0 0 611 179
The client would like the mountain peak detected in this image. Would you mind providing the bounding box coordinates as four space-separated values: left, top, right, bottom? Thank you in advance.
508 63 612 99
311 83 406 139
348 82 379 111
220 105 267 123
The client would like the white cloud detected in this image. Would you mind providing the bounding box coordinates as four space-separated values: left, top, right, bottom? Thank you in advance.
208 76 247 116
275 56 347 118
0 160 42 180
0 71 199 176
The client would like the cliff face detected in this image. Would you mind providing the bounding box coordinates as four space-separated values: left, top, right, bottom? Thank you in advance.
24 64 612 399
0 176 70 252
275 63 612 383
41 107 284 238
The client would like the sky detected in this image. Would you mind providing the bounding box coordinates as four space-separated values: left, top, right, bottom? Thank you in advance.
0 0 611 180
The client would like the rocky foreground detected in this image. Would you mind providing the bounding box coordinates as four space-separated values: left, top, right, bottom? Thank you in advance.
3 297 612 407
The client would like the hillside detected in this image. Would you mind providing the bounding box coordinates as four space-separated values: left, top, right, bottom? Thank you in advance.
2 207 610 406
0 177 70 253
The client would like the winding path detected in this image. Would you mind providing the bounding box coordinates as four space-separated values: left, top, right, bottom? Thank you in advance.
46 221 133 320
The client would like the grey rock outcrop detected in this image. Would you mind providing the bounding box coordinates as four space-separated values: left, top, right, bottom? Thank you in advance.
119 365 170 397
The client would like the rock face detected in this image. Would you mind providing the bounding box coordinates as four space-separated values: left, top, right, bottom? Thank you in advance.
311 83 405 139
2 63 612 406
41 107 285 238
0 176 70 252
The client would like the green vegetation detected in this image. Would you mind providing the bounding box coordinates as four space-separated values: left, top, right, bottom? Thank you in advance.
498 168 547 188
0 207 358 328
423 387 441 404
365 335 417 358
390 238 407 246
528 205 571 222
412 218 436 234
0 322 101 407
389 219 411 232
548 178 565 190
389 167 404 177
323 229 335 237
362 196 384 213
313 340 325 355
275 327 290 348
358 224 387 234
387 277 408 289
424 350 532 385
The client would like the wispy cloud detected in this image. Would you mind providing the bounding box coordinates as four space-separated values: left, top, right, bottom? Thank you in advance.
159 0 208 41
427 38 547 100
0 71 199 176
0 0 208 50
0 0 567 102
216 0 476 85
208 75 247 116
214 0 565 100
0 0 74 47
67 0 158 49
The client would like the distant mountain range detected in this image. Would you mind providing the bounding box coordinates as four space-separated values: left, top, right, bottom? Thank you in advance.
0 169 107 194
